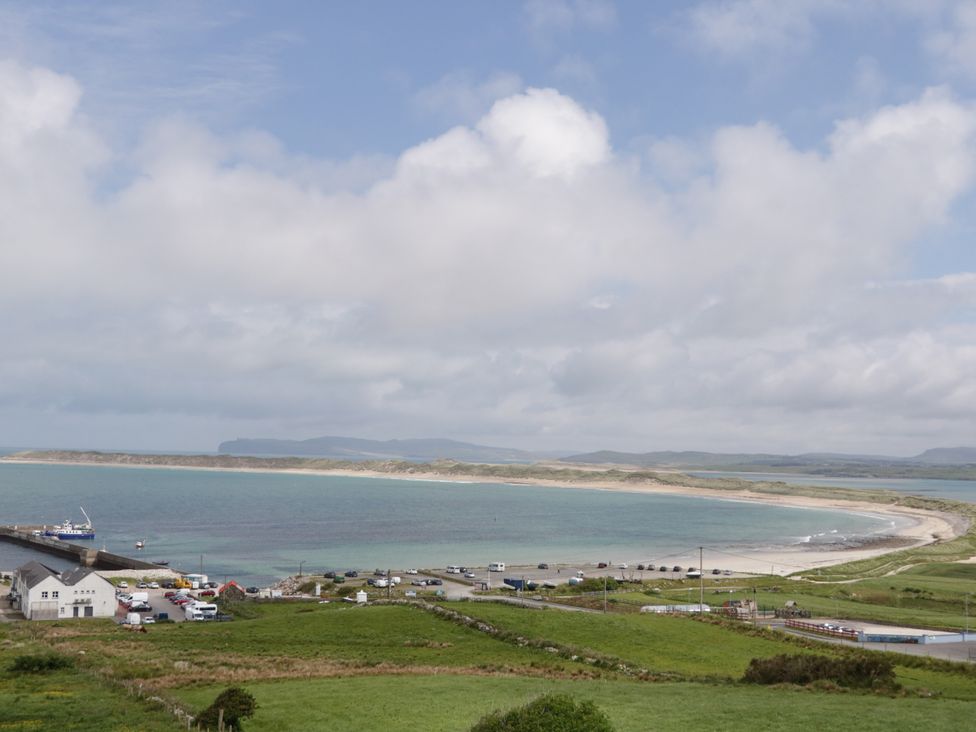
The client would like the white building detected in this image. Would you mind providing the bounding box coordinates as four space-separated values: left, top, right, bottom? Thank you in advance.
11 561 117 620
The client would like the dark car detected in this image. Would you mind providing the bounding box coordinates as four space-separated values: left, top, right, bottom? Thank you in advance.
597 562 608 569
672 566 682 572
366 578 378 586
245 586 260 594
659 566 668 572
161 581 175 589
537 563 549 570
427 578 443 586
374 569 386 577
332 576 345 583
344 570 359 578
711 568 722 575
636 564 645 571
324 571 337 579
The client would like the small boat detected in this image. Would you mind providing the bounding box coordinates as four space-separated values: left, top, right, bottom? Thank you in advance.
153 560 169 566
44 507 95 540
135 540 145 549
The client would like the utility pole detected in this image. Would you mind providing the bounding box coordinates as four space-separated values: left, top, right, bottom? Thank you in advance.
603 573 608 613
699 546 704 615
387 569 391 600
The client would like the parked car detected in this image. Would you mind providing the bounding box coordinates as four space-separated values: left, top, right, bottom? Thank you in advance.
597 563 608 569
427 579 443 586
374 569 386 577
646 564 656 571
148 582 160 589
618 563 628 569
199 590 216 597
246 586 260 594
411 579 427 586
366 578 378 586
161 581 175 589
324 571 337 579
711 568 722 575
464 572 476 579
332 576 345 583
405 568 418 575
659 566 668 572
118 581 129 589
672 566 682 572
204 581 219 589
537 563 549 570
137 582 149 589
636 564 645 571
142 616 156 624
344 570 359 578
163 591 178 598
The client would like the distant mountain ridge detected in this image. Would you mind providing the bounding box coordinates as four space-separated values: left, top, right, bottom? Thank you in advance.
218 435 553 463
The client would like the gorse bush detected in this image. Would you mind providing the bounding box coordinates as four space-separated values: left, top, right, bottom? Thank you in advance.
196 686 257 731
469 693 615 732
10 653 74 673
742 654 897 690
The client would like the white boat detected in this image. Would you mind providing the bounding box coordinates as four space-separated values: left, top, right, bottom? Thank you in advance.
44 507 95 540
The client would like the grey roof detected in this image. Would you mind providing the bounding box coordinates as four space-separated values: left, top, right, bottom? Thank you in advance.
60 567 96 585
16 562 111 589
16 560 60 589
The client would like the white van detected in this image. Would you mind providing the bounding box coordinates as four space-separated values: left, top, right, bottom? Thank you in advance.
446 565 461 574
488 562 505 572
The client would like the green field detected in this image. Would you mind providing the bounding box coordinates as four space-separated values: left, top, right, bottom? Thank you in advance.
4 591 976 731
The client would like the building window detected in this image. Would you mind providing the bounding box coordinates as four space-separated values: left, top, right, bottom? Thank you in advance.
52 591 59 598
41 591 48 599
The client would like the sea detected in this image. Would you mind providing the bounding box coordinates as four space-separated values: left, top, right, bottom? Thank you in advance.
0 459 913 585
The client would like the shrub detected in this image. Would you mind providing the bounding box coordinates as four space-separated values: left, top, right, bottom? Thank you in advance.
469 693 615 732
196 686 257 731
10 653 74 673
742 653 897 690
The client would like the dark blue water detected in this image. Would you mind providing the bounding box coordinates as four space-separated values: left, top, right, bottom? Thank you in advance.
0 462 901 585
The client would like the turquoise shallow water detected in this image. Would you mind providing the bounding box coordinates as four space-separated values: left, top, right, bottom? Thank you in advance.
0 462 903 585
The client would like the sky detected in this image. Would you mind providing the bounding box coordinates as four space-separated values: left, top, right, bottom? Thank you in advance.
2 1 976 456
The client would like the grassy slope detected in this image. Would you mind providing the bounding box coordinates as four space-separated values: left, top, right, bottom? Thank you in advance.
171 675 976 732
7 595 976 730
0 627 177 731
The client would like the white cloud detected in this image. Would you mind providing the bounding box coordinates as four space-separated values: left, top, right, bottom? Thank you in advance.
3 58 976 453
523 0 618 36
926 0 976 78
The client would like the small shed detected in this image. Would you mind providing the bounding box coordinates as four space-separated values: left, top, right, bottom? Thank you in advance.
219 581 246 602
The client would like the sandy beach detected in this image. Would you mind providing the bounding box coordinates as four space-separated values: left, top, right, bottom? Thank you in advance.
3 454 968 577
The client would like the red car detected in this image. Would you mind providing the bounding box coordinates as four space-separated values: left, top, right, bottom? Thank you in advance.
198 590 216 597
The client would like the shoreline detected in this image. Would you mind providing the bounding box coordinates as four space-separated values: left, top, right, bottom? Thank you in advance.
2 455 968 577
